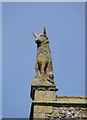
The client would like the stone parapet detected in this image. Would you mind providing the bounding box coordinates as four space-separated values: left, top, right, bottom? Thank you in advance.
31 97 87 119
56 96 87 104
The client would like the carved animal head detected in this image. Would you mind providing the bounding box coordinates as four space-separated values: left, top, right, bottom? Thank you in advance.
32 26 49 45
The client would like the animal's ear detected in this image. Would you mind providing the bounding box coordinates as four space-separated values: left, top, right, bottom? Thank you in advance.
43 26 46 35
32 32 37 38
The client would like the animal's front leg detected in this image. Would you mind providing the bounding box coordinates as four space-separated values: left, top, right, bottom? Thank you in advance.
41 61 45 79
35 61 38 78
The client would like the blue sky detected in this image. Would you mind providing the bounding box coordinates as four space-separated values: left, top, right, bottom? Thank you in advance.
2 2 85 118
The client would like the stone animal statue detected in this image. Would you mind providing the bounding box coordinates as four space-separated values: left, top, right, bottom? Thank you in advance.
32 26 54 83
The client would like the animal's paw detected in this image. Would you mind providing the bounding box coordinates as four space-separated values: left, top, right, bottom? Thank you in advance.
49 73 54 80
38 75 45 81
38 75 42 78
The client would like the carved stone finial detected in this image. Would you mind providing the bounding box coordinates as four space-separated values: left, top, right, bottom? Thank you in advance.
32 26 54 84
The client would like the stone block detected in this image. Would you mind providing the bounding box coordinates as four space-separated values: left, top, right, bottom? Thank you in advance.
35 90 56 101
34 105 52 118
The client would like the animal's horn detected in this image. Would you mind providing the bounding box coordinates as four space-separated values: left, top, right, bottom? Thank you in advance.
43 26 46 34
32 32 37 37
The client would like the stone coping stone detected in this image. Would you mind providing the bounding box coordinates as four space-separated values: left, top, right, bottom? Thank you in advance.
31 85 58 91
56 96 87 104
57 96 87 99
32 100 87 104
32 99 87 107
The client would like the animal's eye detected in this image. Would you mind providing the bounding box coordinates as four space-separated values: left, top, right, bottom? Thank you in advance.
40 35 43 36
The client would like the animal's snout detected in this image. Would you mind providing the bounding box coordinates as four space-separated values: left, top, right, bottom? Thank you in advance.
35 39 41 44
35 39 38 43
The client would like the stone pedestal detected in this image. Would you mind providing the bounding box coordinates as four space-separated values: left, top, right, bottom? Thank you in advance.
30 78 58 100
30 78 58 119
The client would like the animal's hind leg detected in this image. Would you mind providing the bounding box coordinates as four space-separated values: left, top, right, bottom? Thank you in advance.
46 62 54 83
35 61 38 78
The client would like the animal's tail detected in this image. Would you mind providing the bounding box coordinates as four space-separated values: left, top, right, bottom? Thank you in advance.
47 72 54 83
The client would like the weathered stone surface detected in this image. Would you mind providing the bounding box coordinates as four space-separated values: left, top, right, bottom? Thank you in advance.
35 90 56 101
52 106 87 119
34 105 52 118
34 112 45 118
30 83 58 101
33 105 87 119
30 78 58 100
32 96 87 119
56 96 87 104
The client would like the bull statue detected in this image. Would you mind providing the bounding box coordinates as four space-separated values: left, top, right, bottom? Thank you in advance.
32 26 54 83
